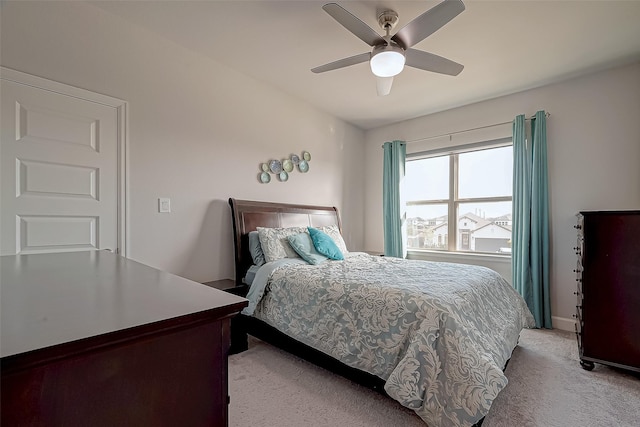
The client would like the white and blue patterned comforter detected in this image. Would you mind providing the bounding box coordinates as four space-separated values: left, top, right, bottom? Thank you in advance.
243 252 535 427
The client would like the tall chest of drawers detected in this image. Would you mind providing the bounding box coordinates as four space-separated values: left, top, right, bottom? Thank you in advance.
574 211 640 372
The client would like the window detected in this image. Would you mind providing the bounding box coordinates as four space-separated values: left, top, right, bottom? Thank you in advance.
405 143 513 254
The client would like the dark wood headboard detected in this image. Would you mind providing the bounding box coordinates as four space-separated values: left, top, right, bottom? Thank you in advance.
228 198 342 286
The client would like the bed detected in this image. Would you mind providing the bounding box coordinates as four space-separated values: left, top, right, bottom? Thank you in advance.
228 198 534 427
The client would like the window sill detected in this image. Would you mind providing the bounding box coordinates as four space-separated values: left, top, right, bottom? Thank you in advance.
407 249 512 264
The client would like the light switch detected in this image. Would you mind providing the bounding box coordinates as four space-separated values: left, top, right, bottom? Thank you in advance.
158 197 171 213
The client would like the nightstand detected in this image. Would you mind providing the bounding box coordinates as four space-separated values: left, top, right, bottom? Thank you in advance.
201 279 249 354
202 279 248 297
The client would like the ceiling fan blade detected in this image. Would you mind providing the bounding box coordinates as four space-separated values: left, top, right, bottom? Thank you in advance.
392 0 465 49
405 49 464 76
376 77 394 96
322 3 385 47
311 52 370 74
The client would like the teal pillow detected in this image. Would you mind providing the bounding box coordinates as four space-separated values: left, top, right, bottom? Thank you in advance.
287 233 328 265
308 227 344 260
248 231 266 266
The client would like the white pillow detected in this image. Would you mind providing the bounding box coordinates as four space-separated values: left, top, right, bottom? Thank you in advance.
256 226 307 263
319 225 348 254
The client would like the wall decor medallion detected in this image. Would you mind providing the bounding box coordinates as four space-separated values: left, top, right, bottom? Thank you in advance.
269 159 283 174
298 159 309 173
259 171 271 183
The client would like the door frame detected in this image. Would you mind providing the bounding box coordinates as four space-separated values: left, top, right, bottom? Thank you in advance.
1 67 129 256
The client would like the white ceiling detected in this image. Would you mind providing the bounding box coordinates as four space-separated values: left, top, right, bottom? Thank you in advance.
95 0 640 130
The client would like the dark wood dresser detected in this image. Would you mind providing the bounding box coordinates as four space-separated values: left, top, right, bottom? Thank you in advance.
574 211 640 372
1 251 247 426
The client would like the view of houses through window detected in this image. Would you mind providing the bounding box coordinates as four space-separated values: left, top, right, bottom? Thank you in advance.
405 144 513 254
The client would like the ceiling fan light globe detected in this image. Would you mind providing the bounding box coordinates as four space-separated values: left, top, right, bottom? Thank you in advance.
370 48 405 78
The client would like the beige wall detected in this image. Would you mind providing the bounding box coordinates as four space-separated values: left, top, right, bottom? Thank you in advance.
364 62 640 330
0 1 365 282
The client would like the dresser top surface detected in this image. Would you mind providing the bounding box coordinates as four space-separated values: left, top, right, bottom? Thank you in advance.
578 210 640 216
1 251 247 358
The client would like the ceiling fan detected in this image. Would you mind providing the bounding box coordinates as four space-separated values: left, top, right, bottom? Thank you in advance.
311 0 466 96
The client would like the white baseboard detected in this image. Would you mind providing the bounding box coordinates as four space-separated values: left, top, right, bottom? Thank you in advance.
552 316 576 332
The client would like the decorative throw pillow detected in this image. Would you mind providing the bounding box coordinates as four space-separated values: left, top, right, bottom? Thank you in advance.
248 231 266 266
257 226 307 263
319 225 349 254
308 227 344 260
287 233 329 265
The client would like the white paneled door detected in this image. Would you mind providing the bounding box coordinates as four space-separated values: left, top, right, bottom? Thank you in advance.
0 69 126 255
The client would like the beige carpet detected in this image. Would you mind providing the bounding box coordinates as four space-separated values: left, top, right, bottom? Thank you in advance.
228 328 640 426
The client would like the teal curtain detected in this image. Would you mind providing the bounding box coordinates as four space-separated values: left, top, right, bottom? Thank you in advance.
512 115 531 309
382 141 406 258
512 111 551 328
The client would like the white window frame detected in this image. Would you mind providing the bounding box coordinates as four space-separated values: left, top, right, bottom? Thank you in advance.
406 138 512 256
